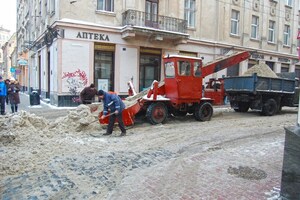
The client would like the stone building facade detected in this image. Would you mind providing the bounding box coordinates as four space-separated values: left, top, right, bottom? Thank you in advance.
17 0 300 106
0 27 11 75
1 33 17 80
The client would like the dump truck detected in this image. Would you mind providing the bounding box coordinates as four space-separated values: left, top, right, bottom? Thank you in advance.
224 72 299 116
99 51 251 126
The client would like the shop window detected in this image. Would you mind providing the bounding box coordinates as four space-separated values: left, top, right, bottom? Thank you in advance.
281 63 289 72
179 51 197 57
248 59 258 69
295 67 300 79
139 54 161 91
266 61 274 71
94 51 114 91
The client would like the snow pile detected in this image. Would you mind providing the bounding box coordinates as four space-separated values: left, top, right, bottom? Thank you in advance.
0 105 103 145
0 111 49 144
49 104 102 133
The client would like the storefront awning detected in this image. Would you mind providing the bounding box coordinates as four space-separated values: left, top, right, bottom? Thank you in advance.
18 59 28 66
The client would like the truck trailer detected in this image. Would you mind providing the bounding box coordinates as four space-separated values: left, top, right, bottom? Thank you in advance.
224 73 299 116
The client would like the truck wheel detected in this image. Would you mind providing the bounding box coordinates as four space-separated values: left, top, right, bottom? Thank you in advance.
262 99 277 116
194 102 213 121
146 102 168 124
239 102 250 112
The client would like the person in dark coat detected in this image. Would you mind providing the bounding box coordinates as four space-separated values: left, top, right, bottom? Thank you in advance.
98 90 126 136
7 79 21 113
80 83 97 104
0 76 7 115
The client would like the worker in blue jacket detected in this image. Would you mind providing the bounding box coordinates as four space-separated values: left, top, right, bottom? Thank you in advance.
0 76 7 115
98 90 126 136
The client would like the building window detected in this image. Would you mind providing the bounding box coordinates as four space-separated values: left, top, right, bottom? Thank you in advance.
286 0 292 6
184 0 196 28
266 61 274 71
268 20 275 43
145 0 158 27
251 15 259 39
295 66 300 79
281 64 289 72
231 10 239 35
283 25 290 46
49 0 55 14
97 0 114 12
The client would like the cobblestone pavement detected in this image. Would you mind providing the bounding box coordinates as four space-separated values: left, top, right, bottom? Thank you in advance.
0 93 296 200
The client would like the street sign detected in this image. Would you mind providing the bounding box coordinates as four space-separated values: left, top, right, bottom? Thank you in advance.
18 59 28 65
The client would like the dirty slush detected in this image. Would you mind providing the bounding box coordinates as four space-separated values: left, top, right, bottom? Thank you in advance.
0 102 297 199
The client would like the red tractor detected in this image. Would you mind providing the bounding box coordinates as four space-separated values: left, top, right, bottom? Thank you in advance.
99 51 250 126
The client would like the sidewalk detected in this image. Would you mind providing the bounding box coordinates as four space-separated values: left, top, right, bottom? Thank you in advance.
11 92 76 120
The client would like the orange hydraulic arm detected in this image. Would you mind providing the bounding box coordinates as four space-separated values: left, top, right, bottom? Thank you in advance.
201 51 251 77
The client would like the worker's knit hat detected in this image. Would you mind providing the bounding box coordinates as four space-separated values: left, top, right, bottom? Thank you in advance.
98 90 104 96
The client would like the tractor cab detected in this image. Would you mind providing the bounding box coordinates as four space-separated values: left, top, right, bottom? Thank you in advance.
163 55 204 104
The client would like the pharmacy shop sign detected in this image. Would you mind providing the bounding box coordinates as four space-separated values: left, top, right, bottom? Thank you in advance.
76 31 110 42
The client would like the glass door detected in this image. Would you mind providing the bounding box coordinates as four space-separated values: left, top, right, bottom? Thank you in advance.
139 54 160 91
145 0 158 28
94 51 114 91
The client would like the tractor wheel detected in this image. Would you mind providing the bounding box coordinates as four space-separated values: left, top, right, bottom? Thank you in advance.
194 102 213 121
262 99 277 116
146 102 168 124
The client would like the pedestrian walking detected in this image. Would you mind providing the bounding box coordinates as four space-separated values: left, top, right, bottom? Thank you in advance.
98 90 126 136
7 79 21 113
80 83 97 104
5 79 10 104
0 76 7 115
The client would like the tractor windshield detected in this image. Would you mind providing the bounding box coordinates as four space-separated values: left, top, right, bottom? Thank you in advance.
178 61 191 76
165 62 175 78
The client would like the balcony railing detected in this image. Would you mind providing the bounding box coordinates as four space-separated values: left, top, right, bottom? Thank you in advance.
122 9 187 34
